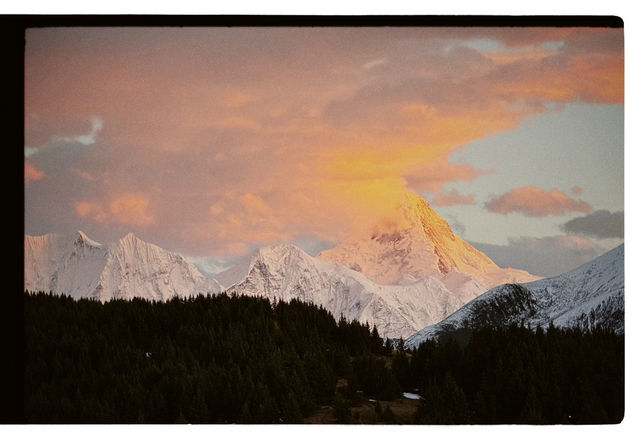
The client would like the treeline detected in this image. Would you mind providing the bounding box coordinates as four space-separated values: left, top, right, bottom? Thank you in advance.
23 292 623 424
24 291 394 423
401 324 624 424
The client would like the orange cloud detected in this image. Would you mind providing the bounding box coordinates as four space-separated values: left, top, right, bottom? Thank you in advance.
241 193 271 215
198 192 286 253
25 27 623 255
485 186 593 217
75 194 154 227
405 155 491 192
109 195 154 226
25 161 44 182
75 201 109 223
488 52 623 104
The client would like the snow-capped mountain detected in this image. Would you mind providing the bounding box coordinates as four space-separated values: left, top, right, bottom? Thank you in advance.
25 231 108 300
224 243 467 339
24 193 541 338
405 244 624 348
24 231 223 301
317 193 539 301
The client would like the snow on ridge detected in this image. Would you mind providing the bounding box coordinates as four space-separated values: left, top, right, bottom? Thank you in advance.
226 242 468 339
76 230 102 248
24 230 224 302
406 244 624 348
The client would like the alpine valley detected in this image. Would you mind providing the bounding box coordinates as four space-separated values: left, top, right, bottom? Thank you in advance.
23 193 623 340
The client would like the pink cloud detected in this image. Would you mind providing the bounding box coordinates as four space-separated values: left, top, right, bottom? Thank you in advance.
75 201 108 223
432 189 476 206
75 194 154 227
25 161 44 183
405 156 493 193
24 27 622 255
485 186 593 217
571 185 583 195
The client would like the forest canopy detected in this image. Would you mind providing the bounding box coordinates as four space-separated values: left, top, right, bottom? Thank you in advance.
23 291 623 424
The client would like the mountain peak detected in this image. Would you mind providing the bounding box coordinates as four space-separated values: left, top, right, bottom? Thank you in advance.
318 192 538 293
226 239 470 338
248 244 315 276
256 243 306 259
121 232 139 241
114 232 145 250
76 230 102 248
401 193 457 239
25 230 222 301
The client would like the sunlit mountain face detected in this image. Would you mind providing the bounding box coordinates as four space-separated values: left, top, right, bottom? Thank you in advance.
23 192 540 339
318 193 539 297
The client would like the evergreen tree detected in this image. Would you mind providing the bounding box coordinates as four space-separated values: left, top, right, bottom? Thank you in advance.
23 292 624 425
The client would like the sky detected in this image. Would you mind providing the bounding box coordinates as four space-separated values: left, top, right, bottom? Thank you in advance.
24 25 624 277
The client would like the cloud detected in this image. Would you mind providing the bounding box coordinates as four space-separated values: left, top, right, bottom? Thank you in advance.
431 189 476 206
24 28 623 255
362 58 387 70
241 193 271 215
562 210 624 239
485 186 592 217
471 235 606 277
75 194 154 227
25 160 45 183
75 201 108 223
24 115 103 158
54 116 103 146
322 29 622 132
404 154 493 193
24 147 39 158
199 192 287 253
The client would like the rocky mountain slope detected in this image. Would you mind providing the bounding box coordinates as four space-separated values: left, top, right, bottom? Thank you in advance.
406 244 624 348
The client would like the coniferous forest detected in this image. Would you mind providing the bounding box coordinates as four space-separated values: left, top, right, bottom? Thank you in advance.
23 291 623 424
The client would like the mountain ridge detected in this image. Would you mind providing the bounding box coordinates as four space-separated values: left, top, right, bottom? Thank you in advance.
405 243 624 348
317 193 539 298
225 243 467 338
26 194 611 340
24 230 223 302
